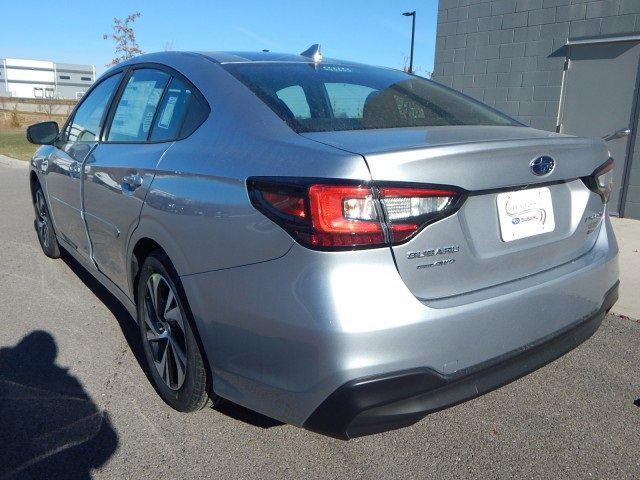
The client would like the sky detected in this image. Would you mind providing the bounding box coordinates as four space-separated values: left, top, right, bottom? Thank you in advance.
0 0 438 76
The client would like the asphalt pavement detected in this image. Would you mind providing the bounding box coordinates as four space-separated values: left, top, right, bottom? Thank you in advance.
0 163 639 479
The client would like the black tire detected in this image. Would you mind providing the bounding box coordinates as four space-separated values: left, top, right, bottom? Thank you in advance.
33 184 61 259
137 250 213 412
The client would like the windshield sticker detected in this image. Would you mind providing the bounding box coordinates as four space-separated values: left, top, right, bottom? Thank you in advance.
158 95 178 129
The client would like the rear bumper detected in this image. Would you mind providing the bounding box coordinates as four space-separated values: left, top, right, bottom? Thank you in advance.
181 216 618 432
304 282 618 439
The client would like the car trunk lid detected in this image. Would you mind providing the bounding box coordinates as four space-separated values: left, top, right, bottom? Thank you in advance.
302 126 609 299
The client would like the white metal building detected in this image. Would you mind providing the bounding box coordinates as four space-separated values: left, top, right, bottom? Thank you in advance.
0 58 96 100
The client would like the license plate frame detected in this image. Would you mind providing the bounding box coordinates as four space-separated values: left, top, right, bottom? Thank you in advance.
496 187 556 242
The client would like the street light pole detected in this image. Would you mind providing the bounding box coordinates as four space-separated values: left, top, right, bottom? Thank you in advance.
402 11 416 74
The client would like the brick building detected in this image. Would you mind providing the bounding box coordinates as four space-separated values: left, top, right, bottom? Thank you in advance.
432 0 640 218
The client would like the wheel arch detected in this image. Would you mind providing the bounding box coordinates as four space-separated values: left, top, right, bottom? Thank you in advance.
129 230 217 401
29 170 40 204
127 216 192 303
130 237 164 307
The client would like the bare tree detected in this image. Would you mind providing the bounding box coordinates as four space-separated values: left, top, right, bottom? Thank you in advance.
9 106 20 129
36 91 59 118
103 12 143 66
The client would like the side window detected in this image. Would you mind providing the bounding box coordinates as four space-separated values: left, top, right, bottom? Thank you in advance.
275 85 311 119
66 72 123 143
149 77 192 141
107 69 169 142
178 94 209 138
324 83 376 119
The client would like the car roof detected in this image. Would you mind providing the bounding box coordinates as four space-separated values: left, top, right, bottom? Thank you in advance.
109 49 381 74
197 50 363 66
107 50 384 81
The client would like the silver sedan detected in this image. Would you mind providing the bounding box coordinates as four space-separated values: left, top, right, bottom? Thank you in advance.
26 47 618 439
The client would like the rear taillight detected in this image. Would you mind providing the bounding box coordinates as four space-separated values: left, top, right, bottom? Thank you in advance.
585 158 614 203
307 185 385 247
248 178 464 250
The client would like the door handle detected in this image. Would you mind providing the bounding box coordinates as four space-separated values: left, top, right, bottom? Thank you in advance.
602 128 632 142
70 161 81 179
122 173 143 191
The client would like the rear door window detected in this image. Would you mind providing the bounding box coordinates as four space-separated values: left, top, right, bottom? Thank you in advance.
107 69 169 142
149 77 193 141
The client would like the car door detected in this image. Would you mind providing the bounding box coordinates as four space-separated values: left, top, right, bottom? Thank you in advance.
44 72 123 258
83 68 194 294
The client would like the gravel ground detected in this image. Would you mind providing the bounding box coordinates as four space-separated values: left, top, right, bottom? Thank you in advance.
0 165 639 479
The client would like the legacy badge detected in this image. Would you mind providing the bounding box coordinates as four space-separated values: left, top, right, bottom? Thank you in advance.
407 245 460 260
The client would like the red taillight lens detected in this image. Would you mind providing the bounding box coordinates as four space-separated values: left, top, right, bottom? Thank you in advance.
307 185 384 247
248 179 464 250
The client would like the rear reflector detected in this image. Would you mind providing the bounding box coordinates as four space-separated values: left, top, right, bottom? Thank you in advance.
262 191 307 219
248 178 464 250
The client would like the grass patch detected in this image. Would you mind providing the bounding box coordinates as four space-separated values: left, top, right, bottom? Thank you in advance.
0 130 36 161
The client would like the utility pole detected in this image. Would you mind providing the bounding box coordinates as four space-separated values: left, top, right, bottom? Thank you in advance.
402 11 416 74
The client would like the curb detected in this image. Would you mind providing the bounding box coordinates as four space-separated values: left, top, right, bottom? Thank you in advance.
0 155 28 169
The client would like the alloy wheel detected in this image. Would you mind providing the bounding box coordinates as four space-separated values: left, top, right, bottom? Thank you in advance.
143 273 188 390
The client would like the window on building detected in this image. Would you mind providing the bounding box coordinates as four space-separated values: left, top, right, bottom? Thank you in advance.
107 69 170 142
33 88 43 98
81 76 92 81
59 75 71 80
44 88 54 99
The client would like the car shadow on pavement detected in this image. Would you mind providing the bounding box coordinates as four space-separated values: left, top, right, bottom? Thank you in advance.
61 254 148 380
212 400 284 429
61 253 284 432
0 331 118 480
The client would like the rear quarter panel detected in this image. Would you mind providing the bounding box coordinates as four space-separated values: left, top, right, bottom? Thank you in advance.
134 54 371 277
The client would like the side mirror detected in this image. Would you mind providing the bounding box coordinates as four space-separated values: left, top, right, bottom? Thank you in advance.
26 121 59 145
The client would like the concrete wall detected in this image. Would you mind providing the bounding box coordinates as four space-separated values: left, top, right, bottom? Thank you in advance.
0 97 76 116
432 0 640 131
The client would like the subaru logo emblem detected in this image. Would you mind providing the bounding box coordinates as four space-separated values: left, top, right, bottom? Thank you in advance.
530 156 555 176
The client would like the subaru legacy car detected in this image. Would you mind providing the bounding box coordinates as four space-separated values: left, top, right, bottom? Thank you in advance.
26 47 618 439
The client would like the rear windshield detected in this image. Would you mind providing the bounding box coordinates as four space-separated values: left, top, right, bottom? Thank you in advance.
223 62 518 133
